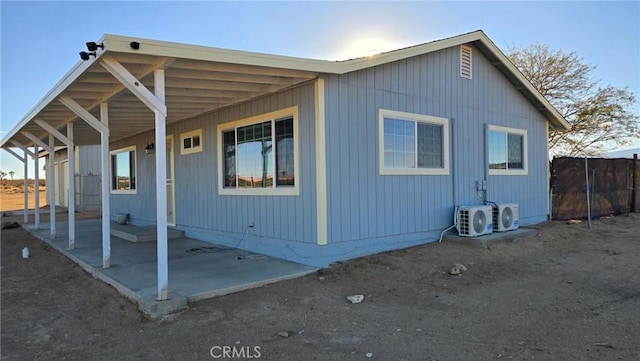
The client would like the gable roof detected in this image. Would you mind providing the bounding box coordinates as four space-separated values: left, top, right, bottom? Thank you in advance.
1 30 569 149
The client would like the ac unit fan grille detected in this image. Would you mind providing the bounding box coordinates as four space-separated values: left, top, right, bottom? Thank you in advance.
492 204 518 232
473 209 487 234
459 208 488 236
501 207 514 229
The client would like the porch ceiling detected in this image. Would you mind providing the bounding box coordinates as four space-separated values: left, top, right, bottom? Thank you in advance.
6 45 318 148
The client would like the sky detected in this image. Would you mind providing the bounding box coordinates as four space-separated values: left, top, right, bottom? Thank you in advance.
1 0 639 178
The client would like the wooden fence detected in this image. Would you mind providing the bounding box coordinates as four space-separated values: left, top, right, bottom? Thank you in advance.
551 156 639 220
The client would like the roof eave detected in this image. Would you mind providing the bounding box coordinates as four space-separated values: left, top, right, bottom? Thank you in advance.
0 57 95 149
101 34 340 73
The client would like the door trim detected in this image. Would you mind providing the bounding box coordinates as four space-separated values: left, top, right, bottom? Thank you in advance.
166 135 176 226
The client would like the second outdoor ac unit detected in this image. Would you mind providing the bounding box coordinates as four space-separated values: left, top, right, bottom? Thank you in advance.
456 205 493 237
492 203 519 232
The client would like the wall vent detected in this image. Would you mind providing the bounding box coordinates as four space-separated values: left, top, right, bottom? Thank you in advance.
460 45 472 79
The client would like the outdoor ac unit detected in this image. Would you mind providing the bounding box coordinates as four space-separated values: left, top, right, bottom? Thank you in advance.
492 203 519 232
456 205 493 237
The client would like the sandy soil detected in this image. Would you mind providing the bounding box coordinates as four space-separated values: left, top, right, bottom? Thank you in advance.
0 180 48 211
1 213 639 360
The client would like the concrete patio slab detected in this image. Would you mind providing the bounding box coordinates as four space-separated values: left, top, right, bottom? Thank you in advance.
22 219 317 318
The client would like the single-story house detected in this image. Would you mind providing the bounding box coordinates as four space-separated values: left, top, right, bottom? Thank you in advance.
1 30 569 301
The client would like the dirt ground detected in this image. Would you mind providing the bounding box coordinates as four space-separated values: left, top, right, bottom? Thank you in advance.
0 180 47 212
1 211 639 360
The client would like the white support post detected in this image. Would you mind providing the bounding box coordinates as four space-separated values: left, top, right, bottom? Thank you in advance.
34 146 40 229
34 119 76 247
67 123 76 249
20 132 54 231
154 69 169 301
48 134 56 240
58 95 111 265
100 103 111 268
23 150 28 224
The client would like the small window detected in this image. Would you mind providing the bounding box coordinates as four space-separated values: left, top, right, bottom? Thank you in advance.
460 45 472 79
379 109 450 175
488 125 528 175
217 106 299 196
110 146 136 193
180 129 203 155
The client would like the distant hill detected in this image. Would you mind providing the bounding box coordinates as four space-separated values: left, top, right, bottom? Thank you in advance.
600 147 640 159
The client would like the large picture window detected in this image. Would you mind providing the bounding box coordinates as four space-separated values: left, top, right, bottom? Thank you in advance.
488 125 528 175
110 146 136 193
379 109 450 175
217 106 299 195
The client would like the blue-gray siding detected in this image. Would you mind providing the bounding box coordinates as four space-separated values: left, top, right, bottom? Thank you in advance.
110 83 317 244
323 44 549 244
78 145 101 176
108 43 551 267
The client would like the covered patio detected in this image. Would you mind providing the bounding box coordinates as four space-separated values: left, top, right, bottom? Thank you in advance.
1 34 323 310
24 218 316 317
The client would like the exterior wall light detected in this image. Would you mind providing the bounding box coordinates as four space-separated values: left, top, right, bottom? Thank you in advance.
145 143 155 154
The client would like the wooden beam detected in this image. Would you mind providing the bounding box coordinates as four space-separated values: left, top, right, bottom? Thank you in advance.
21 131 53 154
67 83 124 93
165 78 272 93
2 147 24 162
60 58 168 125
9 140 36 158
58 96 110 135
164 87 261 98
100 55 167 116
35 120 73 147
166 68 298 85
170 58 318 78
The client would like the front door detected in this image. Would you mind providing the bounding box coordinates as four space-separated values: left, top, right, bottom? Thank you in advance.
166 136 176 226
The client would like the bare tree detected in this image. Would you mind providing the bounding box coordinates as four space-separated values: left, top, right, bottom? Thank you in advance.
507 43 639 156
9 171 15 181
0 171 6 181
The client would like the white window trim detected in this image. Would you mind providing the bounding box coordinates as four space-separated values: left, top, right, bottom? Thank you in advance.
180 128 203 155
216 106 300 196
488 125 528 176
378 109 450 176
109 145 137 194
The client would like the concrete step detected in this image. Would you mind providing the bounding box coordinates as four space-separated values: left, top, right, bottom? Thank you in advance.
110 222 185 242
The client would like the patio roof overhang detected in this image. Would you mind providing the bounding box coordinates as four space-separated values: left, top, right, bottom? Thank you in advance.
1 34 327 149
1 30 569 150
